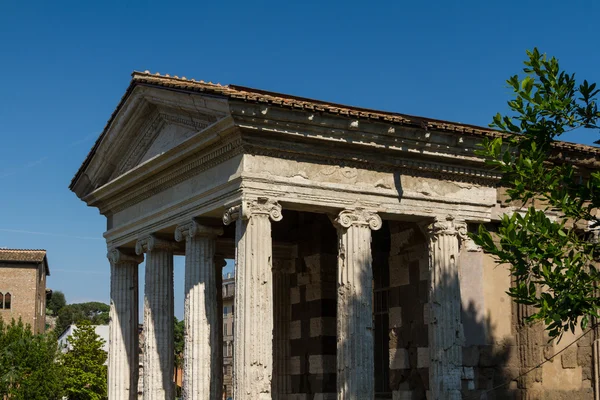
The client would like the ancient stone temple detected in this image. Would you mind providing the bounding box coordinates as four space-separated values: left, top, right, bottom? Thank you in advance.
70 72 600 399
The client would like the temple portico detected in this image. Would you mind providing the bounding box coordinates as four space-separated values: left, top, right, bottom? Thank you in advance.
72 72 600 399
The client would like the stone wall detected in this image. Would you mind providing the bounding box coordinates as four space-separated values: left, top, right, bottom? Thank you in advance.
387 222 430 399
460 246 595 399
288 215 337 400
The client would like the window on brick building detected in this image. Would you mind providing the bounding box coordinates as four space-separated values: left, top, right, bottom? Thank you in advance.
4 293 11 310
0 293 3 309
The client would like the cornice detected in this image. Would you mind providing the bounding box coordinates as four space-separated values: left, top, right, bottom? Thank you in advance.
83 117 239 214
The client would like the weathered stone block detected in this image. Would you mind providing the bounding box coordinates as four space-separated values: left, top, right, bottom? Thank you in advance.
561 347 577 369
389 306 402 329
290 320 302 340
423 303 430 325
478 345 494 367
390 258 410 287
309 355 336 374
462 346 479 367
289 356 302 375
309 317 336 337
417 347 429 368
390 348 410 369
577 345 591 368
290 286 301 304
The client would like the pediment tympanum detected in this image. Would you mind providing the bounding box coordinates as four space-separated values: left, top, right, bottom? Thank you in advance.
71 85 228 198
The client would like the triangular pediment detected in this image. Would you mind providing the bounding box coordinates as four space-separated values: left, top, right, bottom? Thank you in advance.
73 86 230 197
109 108 219 181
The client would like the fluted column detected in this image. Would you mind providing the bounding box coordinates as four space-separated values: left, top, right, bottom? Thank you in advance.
136 235 177 400
424 216 466 400
174 221 223 400
333 208 382 400
107 248 142 400
223 197 283 400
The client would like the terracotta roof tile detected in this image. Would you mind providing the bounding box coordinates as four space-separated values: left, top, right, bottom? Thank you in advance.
0 248 46 263
0 249 49 275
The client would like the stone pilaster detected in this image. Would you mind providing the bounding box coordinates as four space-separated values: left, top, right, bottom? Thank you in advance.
423 216 466 400
107 248 143 400
175 221 223 400
333 208 382 400
273 259 294 400
136 235 177 400
223 197 283 400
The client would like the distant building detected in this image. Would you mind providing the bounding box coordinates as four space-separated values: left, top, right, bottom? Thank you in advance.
0 248 49 334
58 324 110 356
222 273 234 399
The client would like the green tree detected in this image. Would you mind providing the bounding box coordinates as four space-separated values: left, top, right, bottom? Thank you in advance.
472 48 600 339
0 318 65 399
56 302 110 335
62 320 108 400
47 290 67 316
174 316 184 397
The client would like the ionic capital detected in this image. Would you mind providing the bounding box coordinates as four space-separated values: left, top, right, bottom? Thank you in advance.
333 208 382 231
107 248 144 265
135 235 179 255
223 197 283 226
174 220 223 242
422 215 476 247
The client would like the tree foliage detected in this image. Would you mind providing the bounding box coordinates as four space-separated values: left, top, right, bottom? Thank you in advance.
56 302 110 335
0 318 64 399
47 290 66 316
62 320 108 400
472 48 600 339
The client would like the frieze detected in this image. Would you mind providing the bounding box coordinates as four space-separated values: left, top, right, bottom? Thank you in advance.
98 137 243 214
243 144 501 186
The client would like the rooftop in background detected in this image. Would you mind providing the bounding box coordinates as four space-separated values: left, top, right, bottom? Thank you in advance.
0 249 50 275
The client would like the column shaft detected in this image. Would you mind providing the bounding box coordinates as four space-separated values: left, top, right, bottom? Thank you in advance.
185 236 216 399
137 237 175 400
108 250 141 400
426 217 464 400
334 209 381 400
223 198 282 400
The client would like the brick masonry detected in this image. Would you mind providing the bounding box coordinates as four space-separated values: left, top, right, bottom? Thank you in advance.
0 262 47 334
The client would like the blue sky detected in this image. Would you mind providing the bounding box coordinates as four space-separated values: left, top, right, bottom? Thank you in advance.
1 0 598 319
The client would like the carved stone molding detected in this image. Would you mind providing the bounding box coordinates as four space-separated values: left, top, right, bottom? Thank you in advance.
135 235 179 255
420 215 481 251
174 220 223 242
222 197 283 226
333 208 382 231
107 248 144 264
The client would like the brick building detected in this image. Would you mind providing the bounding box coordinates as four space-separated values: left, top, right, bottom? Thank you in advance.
0 249 49 334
